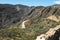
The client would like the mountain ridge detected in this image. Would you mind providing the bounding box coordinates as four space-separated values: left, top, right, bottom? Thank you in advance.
0 4 60 29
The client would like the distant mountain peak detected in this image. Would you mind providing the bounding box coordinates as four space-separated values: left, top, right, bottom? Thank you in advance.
52 4 60 6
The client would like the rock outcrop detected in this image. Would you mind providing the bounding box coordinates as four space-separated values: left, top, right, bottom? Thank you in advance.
36 25 60 40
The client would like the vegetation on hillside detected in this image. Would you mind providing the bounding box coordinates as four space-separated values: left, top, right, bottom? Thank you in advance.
0 18 60 40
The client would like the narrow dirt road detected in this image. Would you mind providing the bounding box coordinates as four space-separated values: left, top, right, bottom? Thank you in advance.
21 20 29 29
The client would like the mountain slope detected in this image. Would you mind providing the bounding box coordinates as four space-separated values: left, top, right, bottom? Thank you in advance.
0 4 60 40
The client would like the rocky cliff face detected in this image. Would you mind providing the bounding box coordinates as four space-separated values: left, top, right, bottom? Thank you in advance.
47 25 60 40
36 25 60 40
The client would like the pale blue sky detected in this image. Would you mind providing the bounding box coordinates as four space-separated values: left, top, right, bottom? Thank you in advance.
0 0 60 6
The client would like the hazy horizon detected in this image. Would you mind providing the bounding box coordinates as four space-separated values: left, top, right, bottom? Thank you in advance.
0 0 60 6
